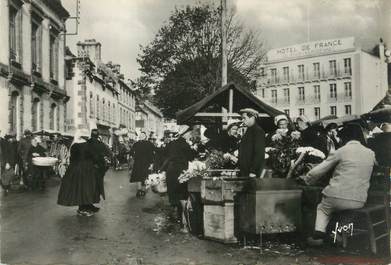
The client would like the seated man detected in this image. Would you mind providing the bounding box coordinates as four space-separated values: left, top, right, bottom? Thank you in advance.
299 123 376 246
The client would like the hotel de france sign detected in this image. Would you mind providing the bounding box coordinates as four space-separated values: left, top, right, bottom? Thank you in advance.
267 37 356 63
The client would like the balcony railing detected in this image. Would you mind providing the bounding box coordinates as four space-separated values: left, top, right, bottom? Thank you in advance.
266 69 352 86
269 98 290 107
327 93 353 103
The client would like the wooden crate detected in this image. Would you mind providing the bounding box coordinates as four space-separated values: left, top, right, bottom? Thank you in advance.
203 203 237 243
201 178 249 203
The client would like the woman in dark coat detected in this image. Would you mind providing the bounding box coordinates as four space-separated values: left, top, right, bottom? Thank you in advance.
57 133 101 216
1 134 18 193
129 132 155 197
163 126 197 232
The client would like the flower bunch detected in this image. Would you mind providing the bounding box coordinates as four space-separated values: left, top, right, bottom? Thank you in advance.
178 160 208 183
145 172 166 189
205 150 226 169
290 146 326 178
223 153 238 164
290 130 301 140
296 147 326 159
267 130 301 177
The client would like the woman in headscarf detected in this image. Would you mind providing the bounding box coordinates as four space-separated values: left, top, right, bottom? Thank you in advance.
57 131 100 216
129 132 155 198
162 125 197 233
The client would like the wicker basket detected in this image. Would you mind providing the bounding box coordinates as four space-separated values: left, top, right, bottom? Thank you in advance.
151 180 167 194
32 157 58 167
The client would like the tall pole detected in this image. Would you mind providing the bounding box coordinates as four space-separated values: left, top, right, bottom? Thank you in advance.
221 0 227 87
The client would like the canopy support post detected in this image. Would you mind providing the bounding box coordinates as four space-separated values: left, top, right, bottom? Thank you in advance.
229 88 234 114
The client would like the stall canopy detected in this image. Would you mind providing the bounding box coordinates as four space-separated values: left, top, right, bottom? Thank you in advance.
361 90 391 123
176 83 283 126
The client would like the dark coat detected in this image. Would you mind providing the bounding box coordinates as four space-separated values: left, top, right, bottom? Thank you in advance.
58 142 102 206
3 140 18 167
18 136 32 162
164 137 196 205
129 140 155 183
86 138 110 199
238 124 265 177
301 125 328 155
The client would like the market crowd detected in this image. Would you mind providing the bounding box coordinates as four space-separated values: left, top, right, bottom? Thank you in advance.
1 109 390 243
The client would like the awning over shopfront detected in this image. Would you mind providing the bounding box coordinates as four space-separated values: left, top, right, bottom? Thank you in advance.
176 83 284 127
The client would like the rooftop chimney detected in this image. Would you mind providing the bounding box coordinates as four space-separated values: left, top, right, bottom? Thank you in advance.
76 39 102 64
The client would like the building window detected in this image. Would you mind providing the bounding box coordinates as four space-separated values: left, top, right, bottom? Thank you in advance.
298 87 305 101
284 109 290 116
283 67 289 82
31 18 42 73
32 98 40 131
270 68 277 83
271 89 277 104
314 85 321 101
49 103 57 130
330 106 337 116
329 83 337 98
299 108 305 116
283 88 290 103
314 107 320 120
344 82 352 98
343 58 351 75
49 31 59 80
102 99 106 121
10 91 19 134
113 104 116 123
345 105 352 115
96 95 100 119
329 60 337 76
298 65 305 80
261 88 265 98
313 63 320 79
108 102 111 122
9 5 22 64
89 92 94 117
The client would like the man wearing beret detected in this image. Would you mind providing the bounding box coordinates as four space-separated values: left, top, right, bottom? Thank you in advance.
238 108 265 178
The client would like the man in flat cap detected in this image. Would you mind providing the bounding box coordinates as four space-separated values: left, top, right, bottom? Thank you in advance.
238 108 265 178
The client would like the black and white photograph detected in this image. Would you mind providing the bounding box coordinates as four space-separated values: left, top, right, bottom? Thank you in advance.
0 0 391 264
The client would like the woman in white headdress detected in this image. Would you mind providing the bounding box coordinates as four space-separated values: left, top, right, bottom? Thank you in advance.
57 130 100 216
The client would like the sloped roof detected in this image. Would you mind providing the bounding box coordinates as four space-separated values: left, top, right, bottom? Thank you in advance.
176 83 283 125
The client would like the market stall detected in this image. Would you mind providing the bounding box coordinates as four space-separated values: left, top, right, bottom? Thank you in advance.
175 83 305 243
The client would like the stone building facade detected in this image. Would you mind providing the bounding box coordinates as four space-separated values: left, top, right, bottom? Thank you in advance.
65 39 137 145
0 0 70 139
135 101 164 140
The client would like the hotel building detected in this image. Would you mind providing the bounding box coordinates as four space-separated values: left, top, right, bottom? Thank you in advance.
257 37 388 121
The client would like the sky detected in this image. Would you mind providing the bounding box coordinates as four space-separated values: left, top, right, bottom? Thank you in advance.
62 0 384 80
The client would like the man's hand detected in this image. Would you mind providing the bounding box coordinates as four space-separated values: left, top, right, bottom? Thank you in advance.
5 163 10 170
296 175 309 186
249 173 256 178
148 164 154 171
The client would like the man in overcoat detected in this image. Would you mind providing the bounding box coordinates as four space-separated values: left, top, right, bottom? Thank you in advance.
238 108 265 178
